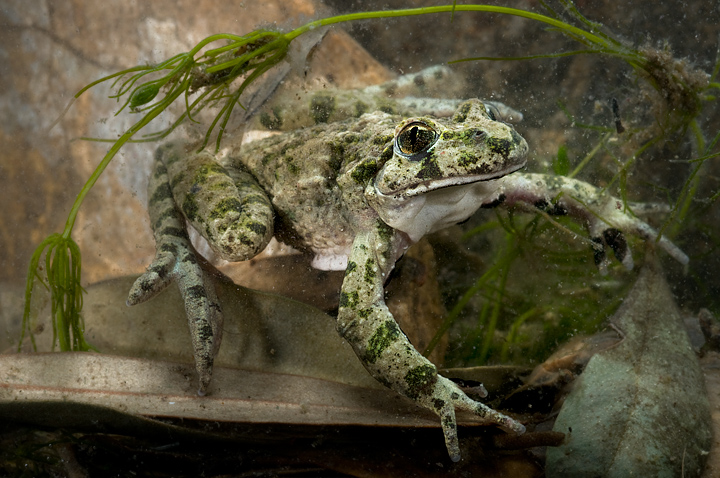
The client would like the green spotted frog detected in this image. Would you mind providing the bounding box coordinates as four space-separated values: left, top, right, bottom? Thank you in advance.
127 94 687 462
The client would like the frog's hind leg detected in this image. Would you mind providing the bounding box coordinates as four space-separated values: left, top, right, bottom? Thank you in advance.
159 141 274 262
127 150 223 395
128 141 274 395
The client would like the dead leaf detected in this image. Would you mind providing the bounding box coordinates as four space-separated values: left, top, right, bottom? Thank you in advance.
2 273 542 476
546 253 712 477
5 274 513 429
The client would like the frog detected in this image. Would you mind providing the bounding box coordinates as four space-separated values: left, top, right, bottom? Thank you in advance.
127 97 688 462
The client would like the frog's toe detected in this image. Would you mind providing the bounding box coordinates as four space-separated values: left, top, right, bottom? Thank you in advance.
188 304 222 397
435 400 461 462
174 261 224 396
456 393 526 435
631 220 689 266
434 376 524 461
128 246 224 395
127 252 176 305
601 228 633 269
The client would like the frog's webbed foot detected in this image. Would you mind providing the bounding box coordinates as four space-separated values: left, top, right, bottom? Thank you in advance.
127 157 223 395
422 375 525 462
584 197 689 273
128 247 222 395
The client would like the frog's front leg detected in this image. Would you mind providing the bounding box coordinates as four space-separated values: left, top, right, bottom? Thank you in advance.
337 223 525 462
128 141 274 394
496 173 689 270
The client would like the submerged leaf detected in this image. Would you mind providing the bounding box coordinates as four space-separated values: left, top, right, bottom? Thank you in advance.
546 252 712 477
7 275 515 429
129 82 161 108
553 144 570 176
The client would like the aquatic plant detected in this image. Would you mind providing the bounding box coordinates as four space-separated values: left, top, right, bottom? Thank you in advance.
20 2 717 355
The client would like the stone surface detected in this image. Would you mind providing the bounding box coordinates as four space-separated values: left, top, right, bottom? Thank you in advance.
0 0 390 288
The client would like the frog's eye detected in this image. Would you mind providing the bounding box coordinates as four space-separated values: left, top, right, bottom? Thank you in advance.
485 104 498 121
394 121 438 160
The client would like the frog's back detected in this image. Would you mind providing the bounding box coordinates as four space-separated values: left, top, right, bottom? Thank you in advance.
226 113 397 267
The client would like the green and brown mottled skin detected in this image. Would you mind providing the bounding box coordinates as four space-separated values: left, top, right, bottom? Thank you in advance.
128 95 688 462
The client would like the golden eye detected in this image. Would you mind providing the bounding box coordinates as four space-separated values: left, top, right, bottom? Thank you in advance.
394 122 438 159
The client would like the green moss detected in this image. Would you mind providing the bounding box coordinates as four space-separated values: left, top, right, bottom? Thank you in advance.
286 158 300 175
487 137 512 159
376 220 394 243
441 129 479 145
259 107 283 130
453 101 473 123
194 162 227 184
208 181 235 193
247 222 267 236
344 132 361 143
209 197 243 220
377 99 396 115
182 193 199 221
328 142 345 173
379 145 394 163
456 151 493 174
354 101 369 117
415 153 442 180
261 152 276 166
373 134 393 146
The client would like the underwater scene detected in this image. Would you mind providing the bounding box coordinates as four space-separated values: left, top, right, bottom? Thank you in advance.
1 0 719 476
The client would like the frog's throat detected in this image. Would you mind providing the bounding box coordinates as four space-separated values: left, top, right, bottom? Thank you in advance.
367 177 508 243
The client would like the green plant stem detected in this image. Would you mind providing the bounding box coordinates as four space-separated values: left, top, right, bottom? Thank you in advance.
423 259 503 357
284 5 612 51
478 240 513 362
500 307 541 362
568 131 612 178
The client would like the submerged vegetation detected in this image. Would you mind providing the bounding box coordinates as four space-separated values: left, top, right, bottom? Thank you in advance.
20 2 720 363
425 3 720 365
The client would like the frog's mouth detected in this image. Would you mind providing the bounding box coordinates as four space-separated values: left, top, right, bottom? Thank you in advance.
368 162 526 243
375 160 526 198
403 162 527 198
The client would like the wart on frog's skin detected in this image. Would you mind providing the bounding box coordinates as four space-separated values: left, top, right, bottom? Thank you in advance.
128 94 688 462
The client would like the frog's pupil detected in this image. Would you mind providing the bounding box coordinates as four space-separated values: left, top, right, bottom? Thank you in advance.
409 126 418 144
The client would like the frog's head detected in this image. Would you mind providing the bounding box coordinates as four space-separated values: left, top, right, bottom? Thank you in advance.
375 99 527 196
368 99 528 241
